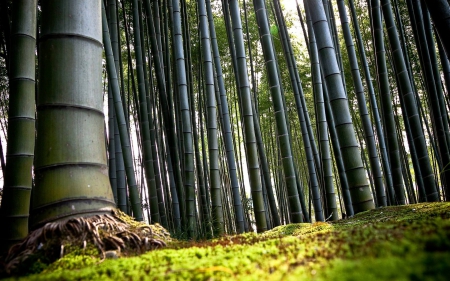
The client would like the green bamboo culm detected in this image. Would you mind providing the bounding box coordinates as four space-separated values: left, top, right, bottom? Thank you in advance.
106 0 119 205
424 0 450 59
294 1 324 179
242 6 275 227
145 0 168 229
380 0 439 202
151 0 164 65
171 0 196 238
102 2 144 221
107 0 128 215
322 72 354 217
139 0 161 224
228 0 267 232
130 0 158 222
139 0 161 225
305 0 375 213
206 0 246 233
337 0 386 207
252 0 304 223
189 51 211 234
198 0 224 235
369 0 405 205
421 1 450 156
272 0 312 223
107 85 118 204
240 0 281 225
0 0 37 249
142 0 180 228
30 0 116 228
438 34 450 104
305 5 337 221
114 116 128 212
407 0 450 201
348 0 395 206
299 4 324 178
390 0 425 204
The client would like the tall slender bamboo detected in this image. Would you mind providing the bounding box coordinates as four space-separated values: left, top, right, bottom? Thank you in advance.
206 0 246 232
157 0 187 230
297 2 332 220
113 5 131 210
1 0 37 248
142 0 182 227
199 92 213 229
305 10 337 220
197 0 224 235
424 0 450 59
243 0 258 110
114 114 128 212
189 45 211 234
438 35 450 97
273 0 320 222
108 0 126 210
107 86 118 204
114 0 129 130
369 0 405 205
337 0 386 207
381 0 438 202
421 4 450 151
114 6 131 212
142 0 168 226
252 100 282 225
294 4 323 176
409 0 450 200
151 0 164 63
102 2 143 220
385 35 425 203
348 0 395 205
106 2 118 205
228 0 267 232
130 0 160 222
149 101 168 226
171 0 196 237
253 0 305 222
421 1 450 149
305 0 375 213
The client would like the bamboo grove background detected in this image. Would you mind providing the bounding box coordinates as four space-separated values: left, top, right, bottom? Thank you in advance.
0 0 450 243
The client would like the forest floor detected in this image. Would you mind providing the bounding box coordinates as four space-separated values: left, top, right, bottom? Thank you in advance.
4 202 450 280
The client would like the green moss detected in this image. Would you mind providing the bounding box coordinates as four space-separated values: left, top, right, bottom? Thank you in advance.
113 209 172 243
312 253 450 281
43 245 100 273
7 203 450 280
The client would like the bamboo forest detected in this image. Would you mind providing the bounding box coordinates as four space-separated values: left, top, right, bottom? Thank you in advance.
0 0 450 279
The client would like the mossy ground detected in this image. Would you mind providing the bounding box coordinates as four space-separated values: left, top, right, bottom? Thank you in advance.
5 203 450 280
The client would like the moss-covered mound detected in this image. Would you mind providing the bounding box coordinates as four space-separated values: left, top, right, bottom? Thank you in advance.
6 203 450 280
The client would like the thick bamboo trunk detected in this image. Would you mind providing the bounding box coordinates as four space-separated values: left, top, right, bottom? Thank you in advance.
305 0 375 213
30 0 116 228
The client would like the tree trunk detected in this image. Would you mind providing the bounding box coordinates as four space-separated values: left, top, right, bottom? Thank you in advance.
31 0 116 228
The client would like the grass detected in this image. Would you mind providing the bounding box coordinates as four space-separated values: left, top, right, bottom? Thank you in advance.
4 202 450 280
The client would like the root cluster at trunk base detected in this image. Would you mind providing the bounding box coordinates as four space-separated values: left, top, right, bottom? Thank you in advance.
1 209 170 276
